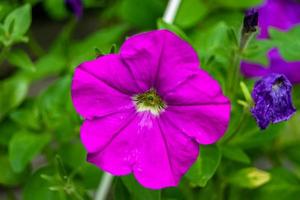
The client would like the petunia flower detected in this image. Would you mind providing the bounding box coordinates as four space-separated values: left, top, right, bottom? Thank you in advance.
241 48 300 84
71 30 231 189
251 73 296 129
65 0 83 19
257 0 300 39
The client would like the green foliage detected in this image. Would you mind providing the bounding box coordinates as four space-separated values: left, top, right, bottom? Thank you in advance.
1 0 300 199
1 4 31 46
121 175 161 200
9 131 51 172
175 0 208 29
8 49 35 71
256 168 300 200
0 76 29 120
157 18 190 42
23 167 65 200
0 156 28 186
120 0 167 29
43 0 68 20
215 0 263 8
186 145 221 187
221 146 251 164
270 26 300 61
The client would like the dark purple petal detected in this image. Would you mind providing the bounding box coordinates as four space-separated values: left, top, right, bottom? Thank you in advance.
251 73 296 129
65 0 83 18
243 9 259 33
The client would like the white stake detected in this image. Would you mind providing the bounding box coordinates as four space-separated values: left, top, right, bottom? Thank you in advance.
95 172 114 200
162 0 182 24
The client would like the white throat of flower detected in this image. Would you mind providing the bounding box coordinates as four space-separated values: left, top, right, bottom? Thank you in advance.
133 88 166 115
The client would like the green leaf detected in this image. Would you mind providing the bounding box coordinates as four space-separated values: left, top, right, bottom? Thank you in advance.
113 178 131 200
228 167 271 189
175 0 208 29
79 163 103 189
0 119 17 146
0 24 5 43
120 0 167 29
3 4 31 44
9 131 51 172
0 2 14 22
9 101 41 130
269 27 300 61
25 53 67 81
242 39 273 66
191 22 233 69
186 145 221 187
58 142 86 169
23 167 64 200
0 76 29 120
157 18 191 42
121 175 161 200
229 121 284 149
215 0 263 8
8 49 35 71
220 146 251 164
37 76 80 142
0 155 28 186
70 24 128 67
43 0 68 20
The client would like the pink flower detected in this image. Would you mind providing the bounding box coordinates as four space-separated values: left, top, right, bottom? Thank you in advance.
71 30 230 189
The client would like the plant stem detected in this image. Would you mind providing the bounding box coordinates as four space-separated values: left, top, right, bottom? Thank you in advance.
222 109 248 144
228 29 256 99
228 49 242 99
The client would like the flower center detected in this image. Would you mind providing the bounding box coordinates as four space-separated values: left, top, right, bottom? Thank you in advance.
133 88 166 115
272 77 284 91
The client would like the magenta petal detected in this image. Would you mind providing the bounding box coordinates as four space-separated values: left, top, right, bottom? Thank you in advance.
163 72 229 106
258 0 300 39
84 112 199 189
133 114 199 189
71 54 139 118
161 72 230 144
240 61 269 78
83 111 137 175
80 110 136 153
164 104 230 144
120 30 200 93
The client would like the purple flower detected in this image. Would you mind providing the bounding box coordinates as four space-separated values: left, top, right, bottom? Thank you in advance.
251 73 296 129
65 0 83 18
258 0 300 39
241 48 300 84
71 30 231 189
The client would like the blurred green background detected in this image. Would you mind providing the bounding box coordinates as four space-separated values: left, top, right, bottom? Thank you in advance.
0 0 300 199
